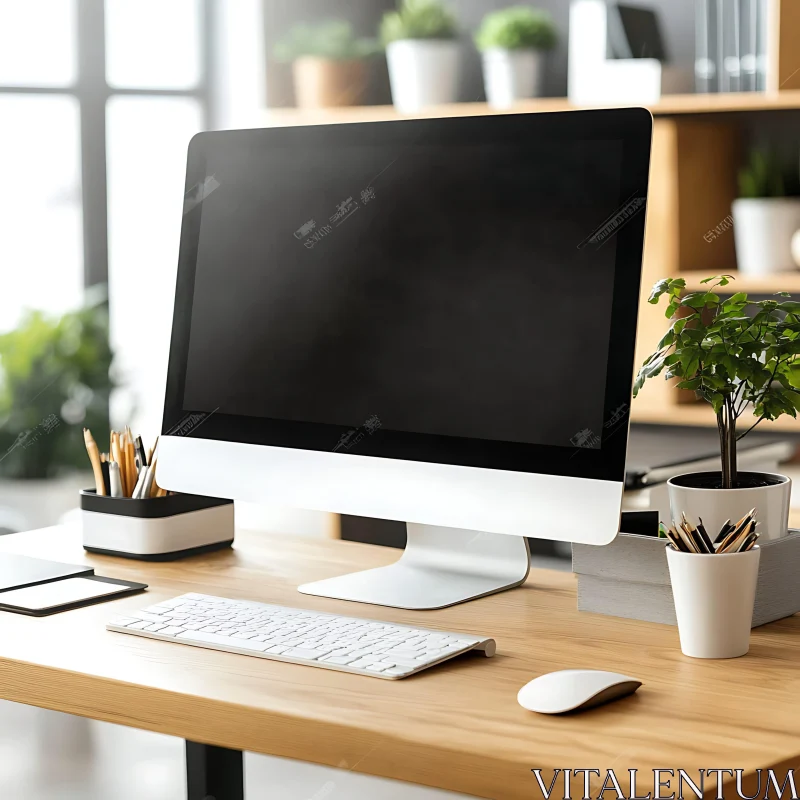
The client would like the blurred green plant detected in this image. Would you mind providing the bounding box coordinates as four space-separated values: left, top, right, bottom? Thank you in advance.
738 149 800 199
0 290 115 479
380 0 458 45
274 20 380 62
474 6 557 52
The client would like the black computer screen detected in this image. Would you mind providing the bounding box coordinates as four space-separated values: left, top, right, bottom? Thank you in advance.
184 138 623 450
167 111 650 480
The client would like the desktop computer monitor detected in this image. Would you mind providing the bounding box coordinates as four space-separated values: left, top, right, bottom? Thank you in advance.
158 108 652 610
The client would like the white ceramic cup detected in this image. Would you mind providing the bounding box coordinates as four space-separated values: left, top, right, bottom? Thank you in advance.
666 545 760 659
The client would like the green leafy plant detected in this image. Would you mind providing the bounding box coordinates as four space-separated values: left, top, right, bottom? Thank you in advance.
274 20 380 62
380 0 458 46
0 291 115 479
633 275 800 489
737 148 800 199
474 6 557 52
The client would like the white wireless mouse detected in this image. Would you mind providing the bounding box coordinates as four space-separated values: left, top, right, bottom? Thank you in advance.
517 670 642 714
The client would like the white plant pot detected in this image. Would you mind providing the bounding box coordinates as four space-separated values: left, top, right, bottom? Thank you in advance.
732 197 800 275
667 471 790 542
667 545 760 658
386 39 460 113
481 48 543 109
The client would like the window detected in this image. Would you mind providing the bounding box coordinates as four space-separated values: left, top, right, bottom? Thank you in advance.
0 0 212 432
3 0 266 434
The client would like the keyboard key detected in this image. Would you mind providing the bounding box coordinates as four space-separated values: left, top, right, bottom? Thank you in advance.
390 656 424 668
132 612 168 623
178 631 271 652
110 616 139 627
282 648 328 660
145 623 167 632
159 627 186 637
349 648 378 658
386 649 423 658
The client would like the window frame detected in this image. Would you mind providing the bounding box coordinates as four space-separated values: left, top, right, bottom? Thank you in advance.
0 0 217 288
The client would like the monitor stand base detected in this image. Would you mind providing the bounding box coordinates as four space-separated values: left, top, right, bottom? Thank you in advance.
298 523 531 610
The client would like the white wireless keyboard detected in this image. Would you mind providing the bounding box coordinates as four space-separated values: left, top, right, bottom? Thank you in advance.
108 593 496 679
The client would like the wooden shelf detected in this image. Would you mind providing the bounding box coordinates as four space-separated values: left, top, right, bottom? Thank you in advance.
255 91 800 129
680 270 800 293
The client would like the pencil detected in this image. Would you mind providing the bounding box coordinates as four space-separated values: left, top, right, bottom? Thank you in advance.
83 428 106 496
134 435 147 471
109 460 123 497
695 518 715 553
714 519 734 544
111 433 125 496
141 460 156 499
125 437 136 497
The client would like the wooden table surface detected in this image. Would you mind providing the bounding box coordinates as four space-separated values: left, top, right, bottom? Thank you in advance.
1 527 800 799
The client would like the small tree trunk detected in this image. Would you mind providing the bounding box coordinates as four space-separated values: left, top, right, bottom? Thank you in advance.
717 398 738 489
717 410 729 489
727 400 738 488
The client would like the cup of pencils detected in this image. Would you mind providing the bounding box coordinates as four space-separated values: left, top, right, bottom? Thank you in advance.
79 426 233 560
663 511 760 659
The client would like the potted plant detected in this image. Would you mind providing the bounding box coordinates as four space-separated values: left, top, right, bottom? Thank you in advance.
0 292 115 532
274 21 380 109
633 274 796 540
732 149 800 275
380 0 460 113
474 6 557 109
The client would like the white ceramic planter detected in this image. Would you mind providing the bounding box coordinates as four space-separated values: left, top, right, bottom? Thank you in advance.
667 471 790 542
386 39 460 113
481 48 543 109
667 545 760 658
732 197 800 275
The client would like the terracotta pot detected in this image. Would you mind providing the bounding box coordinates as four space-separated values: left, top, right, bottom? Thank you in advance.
292 57 367 109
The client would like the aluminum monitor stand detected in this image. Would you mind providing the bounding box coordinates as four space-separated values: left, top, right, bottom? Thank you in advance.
298 523 531 610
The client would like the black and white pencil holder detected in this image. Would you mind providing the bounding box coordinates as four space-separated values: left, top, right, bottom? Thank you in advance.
80 490 234 561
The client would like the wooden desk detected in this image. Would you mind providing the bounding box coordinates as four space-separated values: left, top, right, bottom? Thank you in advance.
1 528 800 800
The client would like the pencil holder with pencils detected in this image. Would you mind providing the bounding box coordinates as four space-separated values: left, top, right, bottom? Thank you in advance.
664 512 760 659
80 490 234 561
80 427 233 560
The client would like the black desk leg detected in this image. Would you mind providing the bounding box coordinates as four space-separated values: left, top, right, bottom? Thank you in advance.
186 741 244 800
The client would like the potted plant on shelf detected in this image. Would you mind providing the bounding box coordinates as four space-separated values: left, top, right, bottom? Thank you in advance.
380 0 460 113
474 6 557 109
633 274 796 540
732 148 800 275
274 21 380 109
0 293 115 533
